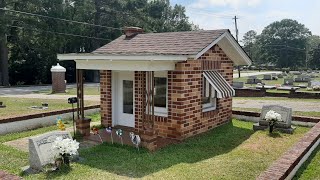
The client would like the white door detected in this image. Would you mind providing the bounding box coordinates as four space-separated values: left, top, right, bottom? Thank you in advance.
113 71 135 127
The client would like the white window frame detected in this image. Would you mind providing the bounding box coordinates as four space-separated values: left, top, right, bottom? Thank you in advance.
146 71 168 117
202 78 217 112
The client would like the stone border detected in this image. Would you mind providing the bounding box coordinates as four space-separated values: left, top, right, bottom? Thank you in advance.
257 122 320 180
232 110 320 124
0 105 100 124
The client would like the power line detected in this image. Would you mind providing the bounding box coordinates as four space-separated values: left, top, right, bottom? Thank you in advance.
0 7 123 31
187 7 241 18
5 24 113 41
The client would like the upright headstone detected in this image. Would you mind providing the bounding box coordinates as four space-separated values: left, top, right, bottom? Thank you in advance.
233 81 244 88
28 131 73 171
283 78 294 86
263 74 272 80
253 105 294 134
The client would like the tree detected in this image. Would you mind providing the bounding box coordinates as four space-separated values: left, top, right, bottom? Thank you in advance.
3 0 195 85
306 35 320 68
0 0 9 86
242 30 258 63
257 19 311 68
309 44 320 69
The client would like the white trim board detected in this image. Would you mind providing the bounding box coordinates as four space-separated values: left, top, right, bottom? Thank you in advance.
75 60 177 71
58 54 190 61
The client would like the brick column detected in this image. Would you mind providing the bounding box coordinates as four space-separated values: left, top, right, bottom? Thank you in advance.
169 59 202 139
134 71 145 133
76 118 91 136
100 70 112 127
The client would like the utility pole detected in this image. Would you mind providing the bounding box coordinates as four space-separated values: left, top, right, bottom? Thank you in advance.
233 15 240 78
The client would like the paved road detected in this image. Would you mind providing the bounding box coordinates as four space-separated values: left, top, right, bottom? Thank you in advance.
233 98 320 112
233 71 281 78
0 83 99 95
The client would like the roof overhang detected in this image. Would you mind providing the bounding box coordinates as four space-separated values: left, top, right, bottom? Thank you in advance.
57 54 189 61
195 32 252 66
57 54 188 71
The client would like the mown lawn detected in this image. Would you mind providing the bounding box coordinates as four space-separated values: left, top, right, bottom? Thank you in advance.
34 86 100 95
0 119 312 179
0 97 98 120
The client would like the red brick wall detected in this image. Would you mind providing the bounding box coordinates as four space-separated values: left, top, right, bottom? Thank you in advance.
100 70 112 127
99 45 234 142
200 45 234 133
154 45 234 139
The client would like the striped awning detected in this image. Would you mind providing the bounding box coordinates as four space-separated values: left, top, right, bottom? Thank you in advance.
203 71 235 98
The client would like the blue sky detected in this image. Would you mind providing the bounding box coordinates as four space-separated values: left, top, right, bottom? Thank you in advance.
170 0 320 41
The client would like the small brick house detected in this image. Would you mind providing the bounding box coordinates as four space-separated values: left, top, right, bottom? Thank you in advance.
58 27 251 150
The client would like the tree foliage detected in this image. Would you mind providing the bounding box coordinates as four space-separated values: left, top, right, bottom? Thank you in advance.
1 0 196 85
242 19 312 69
242 30 258 63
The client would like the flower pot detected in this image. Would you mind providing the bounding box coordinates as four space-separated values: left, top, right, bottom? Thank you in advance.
62 154 70 166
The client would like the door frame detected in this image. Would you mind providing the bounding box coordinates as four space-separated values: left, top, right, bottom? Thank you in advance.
112 71 135 127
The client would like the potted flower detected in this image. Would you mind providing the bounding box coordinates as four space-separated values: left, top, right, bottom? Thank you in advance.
52 137 79 168
264 110 282 133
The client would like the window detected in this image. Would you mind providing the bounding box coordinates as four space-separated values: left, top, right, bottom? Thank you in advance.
123 80 133 114
202 77 217 111
146 72 168 117
154 77 167 108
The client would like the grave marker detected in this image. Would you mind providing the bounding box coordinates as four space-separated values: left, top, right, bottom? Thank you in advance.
253 105 295 134
28 131 73 171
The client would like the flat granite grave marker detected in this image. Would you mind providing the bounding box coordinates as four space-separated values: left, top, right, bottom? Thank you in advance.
253 105 295 134
27 131 73 172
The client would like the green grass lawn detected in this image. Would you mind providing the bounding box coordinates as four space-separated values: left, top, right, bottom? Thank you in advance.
34 86 100 95
294 145 320 180
0 119 313 179
0 97 99 120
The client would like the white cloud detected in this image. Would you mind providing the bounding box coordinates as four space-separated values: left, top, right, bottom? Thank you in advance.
190 0 262 9
184 0 320 39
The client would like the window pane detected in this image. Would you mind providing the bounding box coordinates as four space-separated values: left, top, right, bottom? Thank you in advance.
123 80 133 114
202 78 211 104
154 77 167 108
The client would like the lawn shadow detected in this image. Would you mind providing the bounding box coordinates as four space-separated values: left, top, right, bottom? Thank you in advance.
44 165 72 179
78 121 254 178
267 132 282 138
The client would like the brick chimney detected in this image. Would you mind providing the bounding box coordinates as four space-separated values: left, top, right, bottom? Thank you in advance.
124 27 144 38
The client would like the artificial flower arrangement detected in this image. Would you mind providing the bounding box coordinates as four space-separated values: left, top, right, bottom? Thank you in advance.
264 110 282 133
313 85 320 91
52 137 79 167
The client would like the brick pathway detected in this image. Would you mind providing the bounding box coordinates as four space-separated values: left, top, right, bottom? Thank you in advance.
0 170 21 180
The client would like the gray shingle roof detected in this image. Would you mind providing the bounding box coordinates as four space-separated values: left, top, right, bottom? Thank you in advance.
93 29 229 55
